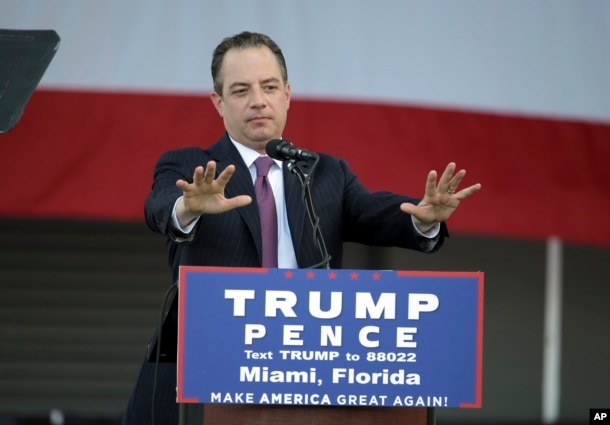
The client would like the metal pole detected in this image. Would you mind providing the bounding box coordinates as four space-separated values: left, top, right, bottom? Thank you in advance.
542 237 563 423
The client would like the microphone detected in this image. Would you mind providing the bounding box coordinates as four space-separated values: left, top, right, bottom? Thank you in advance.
266 139 318 161
266 140 329 268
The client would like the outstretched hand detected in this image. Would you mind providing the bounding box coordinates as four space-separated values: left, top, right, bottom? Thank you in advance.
175 161 252 227
400 162 481 232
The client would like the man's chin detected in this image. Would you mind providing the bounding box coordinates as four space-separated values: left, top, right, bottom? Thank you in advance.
248 132 280 145
234 134 278 152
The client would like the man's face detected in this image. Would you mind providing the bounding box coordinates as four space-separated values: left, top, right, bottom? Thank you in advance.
211 46 291 154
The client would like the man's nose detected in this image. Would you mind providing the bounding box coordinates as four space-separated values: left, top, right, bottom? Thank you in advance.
249 87 266 107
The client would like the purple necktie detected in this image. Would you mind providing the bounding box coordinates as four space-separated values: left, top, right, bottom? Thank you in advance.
254 156 278 268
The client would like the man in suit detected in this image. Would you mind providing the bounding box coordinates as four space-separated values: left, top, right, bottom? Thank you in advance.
122 31 480 425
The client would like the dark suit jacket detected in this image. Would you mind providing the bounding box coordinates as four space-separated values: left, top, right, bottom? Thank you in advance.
122 134 448 424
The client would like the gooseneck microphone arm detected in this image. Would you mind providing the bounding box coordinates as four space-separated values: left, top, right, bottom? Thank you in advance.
266 140 331 269
287 158 331 269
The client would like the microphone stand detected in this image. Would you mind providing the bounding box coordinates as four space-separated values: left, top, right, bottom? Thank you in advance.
287 157 331 269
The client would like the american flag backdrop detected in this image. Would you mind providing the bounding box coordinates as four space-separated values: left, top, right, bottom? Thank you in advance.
1 0 609 246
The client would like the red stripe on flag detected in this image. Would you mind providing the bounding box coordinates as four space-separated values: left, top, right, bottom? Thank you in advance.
1 89 609 246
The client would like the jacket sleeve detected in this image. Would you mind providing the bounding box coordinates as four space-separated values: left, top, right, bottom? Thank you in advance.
144 147 205 240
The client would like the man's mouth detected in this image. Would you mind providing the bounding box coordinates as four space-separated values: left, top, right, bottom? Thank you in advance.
248 116 269 122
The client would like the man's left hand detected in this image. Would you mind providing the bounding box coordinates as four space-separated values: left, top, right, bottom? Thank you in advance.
400 162 482 233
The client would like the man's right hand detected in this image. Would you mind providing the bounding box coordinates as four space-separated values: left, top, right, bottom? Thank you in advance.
175 160 252 227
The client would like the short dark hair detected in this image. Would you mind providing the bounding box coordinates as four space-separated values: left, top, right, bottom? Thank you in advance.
211 31 288 95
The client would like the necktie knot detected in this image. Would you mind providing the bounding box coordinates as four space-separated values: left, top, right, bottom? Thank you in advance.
254 156 274 178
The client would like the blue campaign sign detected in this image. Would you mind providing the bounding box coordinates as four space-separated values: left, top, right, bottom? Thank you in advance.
177 267 484 408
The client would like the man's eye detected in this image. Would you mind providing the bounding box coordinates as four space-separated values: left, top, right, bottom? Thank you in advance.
264 85 277 92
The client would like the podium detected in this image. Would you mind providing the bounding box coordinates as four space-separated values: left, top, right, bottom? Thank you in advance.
176 267 484 424
182 403 432 424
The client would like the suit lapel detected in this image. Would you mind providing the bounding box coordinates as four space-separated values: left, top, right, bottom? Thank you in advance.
208 135 262 262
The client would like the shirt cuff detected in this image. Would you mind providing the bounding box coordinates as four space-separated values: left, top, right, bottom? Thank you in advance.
170 198 200 240
411 217 441 239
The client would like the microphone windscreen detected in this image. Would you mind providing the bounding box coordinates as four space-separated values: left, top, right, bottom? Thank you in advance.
265 139 287 160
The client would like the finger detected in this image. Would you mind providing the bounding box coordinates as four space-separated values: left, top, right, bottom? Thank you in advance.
424 170 438 197
216 164 237 187
400 202 432 226
202 161 217 184
400 202 416 215
191 166 205 185
438 162 456 191
225 194 252 209
176 179 190 191
447 169 466 194
454 183 482 200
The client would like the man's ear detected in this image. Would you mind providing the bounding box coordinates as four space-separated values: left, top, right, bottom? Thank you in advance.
211 91 223 117
285 82 291 110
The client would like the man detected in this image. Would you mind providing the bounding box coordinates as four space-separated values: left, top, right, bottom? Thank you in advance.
123 31 480 424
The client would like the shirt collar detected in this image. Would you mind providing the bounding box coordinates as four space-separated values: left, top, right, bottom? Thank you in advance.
229 136 282 169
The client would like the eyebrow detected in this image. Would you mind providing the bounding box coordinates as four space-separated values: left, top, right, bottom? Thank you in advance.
228 77 281 91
